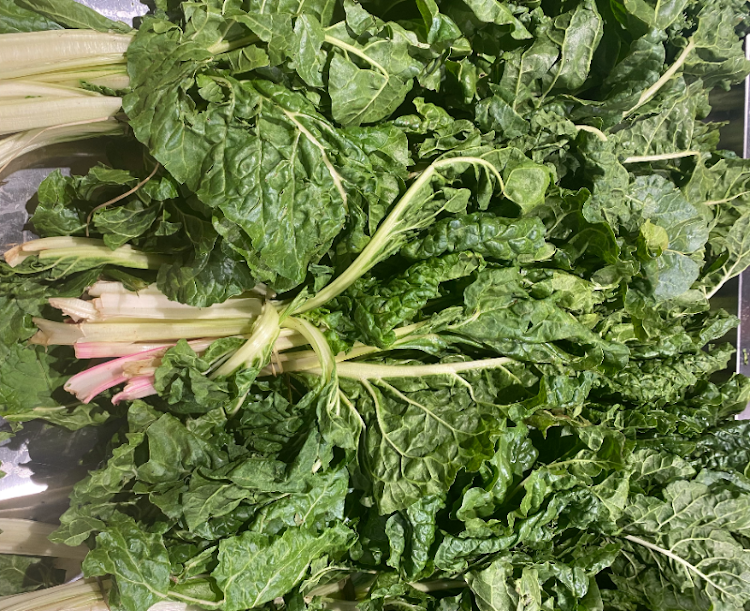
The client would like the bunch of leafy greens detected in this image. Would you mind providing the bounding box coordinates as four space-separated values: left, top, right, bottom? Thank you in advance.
3 0 750 610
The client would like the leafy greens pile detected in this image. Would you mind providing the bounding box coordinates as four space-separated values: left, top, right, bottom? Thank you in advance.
3 0 750 610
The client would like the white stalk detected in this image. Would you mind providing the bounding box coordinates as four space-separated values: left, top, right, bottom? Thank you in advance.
86 280 163 296
32 317 259 345
260 324 434 376
0 96 122 136
260 344 378 376
93 292 265 320
48 298 100 322
112 376 157 404
0 579 201 611
0 81 98 100
0 55 127 81
73 332 302 358
122 359 159 377
0 30 131 79
64 346 167 403
0 119 123 174
0 579 107 611
86 280 272 299
249 283 275 298
81 73 131 90
23 67 130 90
39 245 164 269
5 238 166 270
574 124 607 141
30 319 86 345
5 236 98 265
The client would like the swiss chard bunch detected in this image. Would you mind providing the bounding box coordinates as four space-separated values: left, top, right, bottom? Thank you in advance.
3 0 750 610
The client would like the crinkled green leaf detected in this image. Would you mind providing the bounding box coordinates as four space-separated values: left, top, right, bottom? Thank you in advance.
213 523 354 610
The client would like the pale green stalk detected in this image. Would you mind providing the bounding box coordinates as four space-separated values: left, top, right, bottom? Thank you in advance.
212 304 281 377
624 39 696 117
280 317 336 380
299 156 503 313
330 357 514 380
4 237 166 269
623 150 699 163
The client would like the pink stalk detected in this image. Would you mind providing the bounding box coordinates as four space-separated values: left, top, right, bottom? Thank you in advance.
65 346 167 403
67 338 223 403
75 341 175 359
123 363 158 377
74 337 217 359
112 376 157 404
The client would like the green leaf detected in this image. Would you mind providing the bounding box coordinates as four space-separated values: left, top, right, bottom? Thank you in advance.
459 0 531 40
610 0 688 32
467 559 528 611
136 412 224 484
618 174 708 300
249 465 349 535
684 2 750 89
617 475 750 609
629 448 696 492
325 12 423 126
125 29 370 288
692 422 750 476
399 495 442 579
434 532 516 574
156 240 257 307
0 345 68 417
52 418 148 546
613 78 708 159
415 0 463 46
83 514 171 611
503 160 553 213
15 0 132 32
545 0 604 92
316 378 363 451
402 213 551 264
593 344 734 407
94 201 161 249
32 167 136 238
698 211 750 299
182 475 254 532
0 555 63 596
596 28 665 110
294 14 326 87
0 0 62 33
349 252 484 347
449 268 627 368
213 523 354 610
3 403 109 429
342 366 499 513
